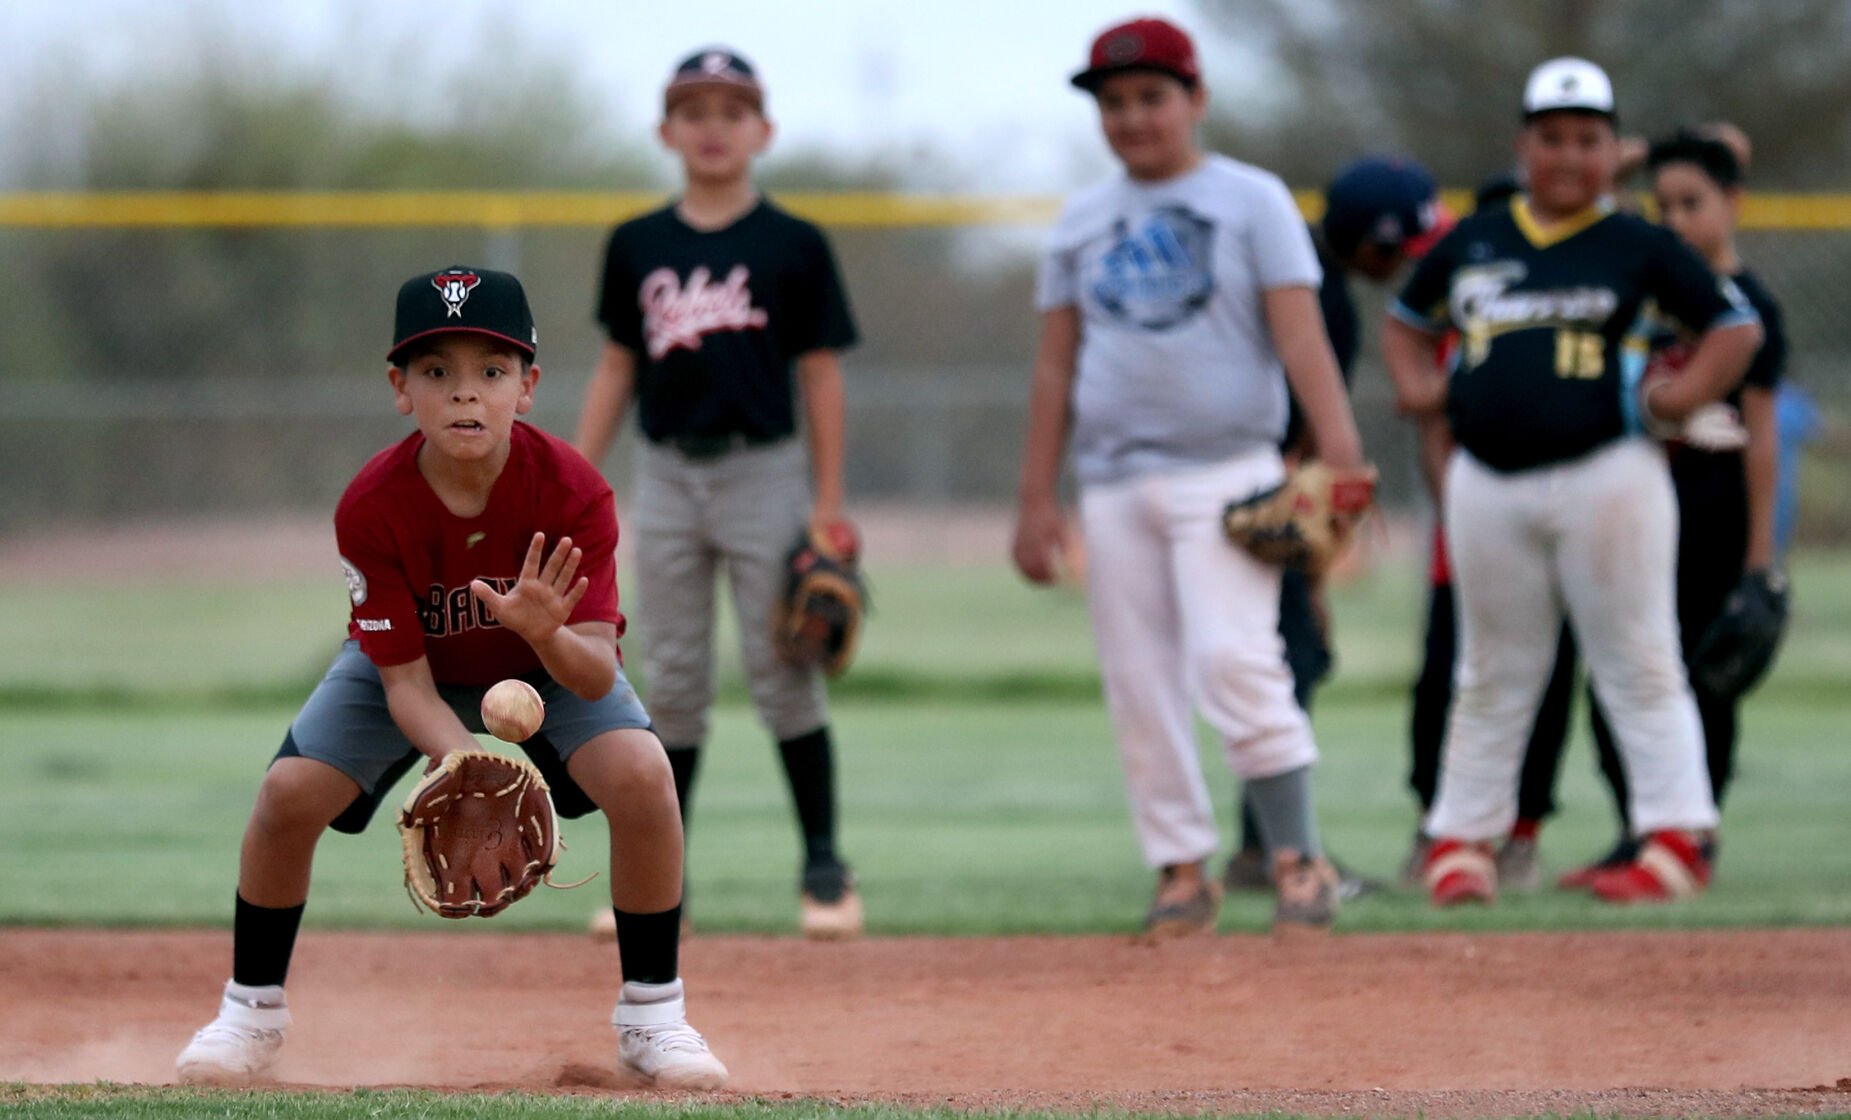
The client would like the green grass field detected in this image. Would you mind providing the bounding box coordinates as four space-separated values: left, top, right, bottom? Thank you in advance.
4 548 1849 1118
3 549 1848 935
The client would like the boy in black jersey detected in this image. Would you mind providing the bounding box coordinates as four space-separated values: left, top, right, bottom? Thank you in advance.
574 48 863 939
1559 128 1788 887
1382 57 1763 907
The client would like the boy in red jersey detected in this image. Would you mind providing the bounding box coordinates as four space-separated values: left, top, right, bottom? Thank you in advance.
175 267 726 1090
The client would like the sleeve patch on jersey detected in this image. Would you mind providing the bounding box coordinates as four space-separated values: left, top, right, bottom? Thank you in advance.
340 555 368 606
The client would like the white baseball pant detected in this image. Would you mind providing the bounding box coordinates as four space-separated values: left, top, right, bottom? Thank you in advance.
1427 438 1720 841
1079 449 1320 869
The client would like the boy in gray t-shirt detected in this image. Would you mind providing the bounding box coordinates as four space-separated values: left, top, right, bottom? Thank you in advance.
1013 15 1372 937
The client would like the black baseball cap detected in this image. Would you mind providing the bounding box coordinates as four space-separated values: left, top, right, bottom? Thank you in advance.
388 267 537 365
664 47 764 112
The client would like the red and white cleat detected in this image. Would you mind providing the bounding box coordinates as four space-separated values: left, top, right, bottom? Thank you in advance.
1424 838 1497 906
1589 830 1711 904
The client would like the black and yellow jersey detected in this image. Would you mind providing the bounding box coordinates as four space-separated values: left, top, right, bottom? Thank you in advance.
1392 195 1758 472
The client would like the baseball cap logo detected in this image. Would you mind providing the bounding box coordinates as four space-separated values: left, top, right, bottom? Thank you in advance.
700 51 731 74
1560 75 1580 93
431 270 481 318
1104 32 1144 62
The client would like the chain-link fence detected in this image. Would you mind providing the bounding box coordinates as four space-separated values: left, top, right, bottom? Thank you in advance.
2 197 1846 540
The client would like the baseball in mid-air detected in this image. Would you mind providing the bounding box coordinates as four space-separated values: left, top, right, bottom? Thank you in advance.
481 679 545 742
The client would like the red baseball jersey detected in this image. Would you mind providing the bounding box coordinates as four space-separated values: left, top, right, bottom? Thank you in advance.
335 421 623 685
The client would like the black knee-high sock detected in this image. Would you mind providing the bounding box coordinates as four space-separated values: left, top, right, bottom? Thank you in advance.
777 727 838 867
612 905 681 986
664 744 702 825
232 893 305 988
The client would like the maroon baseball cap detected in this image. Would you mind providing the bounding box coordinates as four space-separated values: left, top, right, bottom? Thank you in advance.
664 47 764 112
1070 17 1200 92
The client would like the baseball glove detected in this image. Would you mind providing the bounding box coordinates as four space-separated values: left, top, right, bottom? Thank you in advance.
1690 569 1789 699
1222 461 1378 575
398 750 582 919
774 520 867 678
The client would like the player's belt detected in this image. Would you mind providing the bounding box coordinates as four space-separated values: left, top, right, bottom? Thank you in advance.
657 432 784 461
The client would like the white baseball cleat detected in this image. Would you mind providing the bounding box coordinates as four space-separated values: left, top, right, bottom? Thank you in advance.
175 980 291 1084
800 861 864 941
613 979 728 1089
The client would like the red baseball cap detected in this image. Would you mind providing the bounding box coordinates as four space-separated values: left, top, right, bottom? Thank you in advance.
1070 17 1200 92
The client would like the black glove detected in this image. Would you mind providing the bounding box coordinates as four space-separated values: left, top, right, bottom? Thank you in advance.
1690 569 1789 699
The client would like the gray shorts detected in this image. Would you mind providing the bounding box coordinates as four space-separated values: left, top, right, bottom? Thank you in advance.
278 639 653 834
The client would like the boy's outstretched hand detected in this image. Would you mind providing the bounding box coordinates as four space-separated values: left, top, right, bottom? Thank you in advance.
471 533 587 643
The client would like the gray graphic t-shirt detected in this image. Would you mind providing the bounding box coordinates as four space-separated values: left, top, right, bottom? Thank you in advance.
1037 153 1322 485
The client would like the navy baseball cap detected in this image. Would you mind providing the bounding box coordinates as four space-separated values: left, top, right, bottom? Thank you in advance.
1321 157 1443 258
1071 17 1200 92
665 47 764 112
388 267 537 365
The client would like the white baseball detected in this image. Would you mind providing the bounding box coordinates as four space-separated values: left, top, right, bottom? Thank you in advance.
481 679 545 742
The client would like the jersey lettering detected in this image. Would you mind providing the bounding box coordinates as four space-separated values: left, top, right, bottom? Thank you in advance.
639 265 769 359
419 577 515 638
1451 261 1619 374
1452 262 1619 337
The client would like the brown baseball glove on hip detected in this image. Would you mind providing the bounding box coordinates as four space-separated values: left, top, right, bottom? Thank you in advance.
1222 461 1377 576
774 520 867 678
398 750 585 918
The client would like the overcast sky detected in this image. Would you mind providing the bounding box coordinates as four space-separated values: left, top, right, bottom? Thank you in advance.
3 0 1226 191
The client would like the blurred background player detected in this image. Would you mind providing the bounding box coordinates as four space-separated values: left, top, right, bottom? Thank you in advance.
574 48 864 940
177 267 726 1089
1382 57 1763 907
1399 169 1581 893
1559 127 1789 886
1223 154 1447 898
1012 16 1369 935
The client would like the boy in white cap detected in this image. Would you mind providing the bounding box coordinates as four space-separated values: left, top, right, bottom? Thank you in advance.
1382 58 1762 906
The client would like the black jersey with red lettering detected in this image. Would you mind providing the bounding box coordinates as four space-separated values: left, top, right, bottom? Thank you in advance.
1392 196 1759 472
595 198 858 444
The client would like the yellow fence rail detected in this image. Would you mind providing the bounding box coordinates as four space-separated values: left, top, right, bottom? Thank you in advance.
1 190 1847 230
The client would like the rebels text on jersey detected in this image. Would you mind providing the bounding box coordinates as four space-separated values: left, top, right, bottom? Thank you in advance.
1392 198 1759 472
596 199 858 444
335 422 623 685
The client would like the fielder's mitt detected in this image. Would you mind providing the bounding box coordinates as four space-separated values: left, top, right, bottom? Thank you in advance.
1690 569 1789 699
398 750 580 919
1222 461 1377 575
774 520 866 678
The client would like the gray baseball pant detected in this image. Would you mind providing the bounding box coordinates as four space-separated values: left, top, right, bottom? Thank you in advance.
631 438 827 746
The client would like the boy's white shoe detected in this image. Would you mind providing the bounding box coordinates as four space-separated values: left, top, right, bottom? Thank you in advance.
613 979 728 1089
175 980 291 1084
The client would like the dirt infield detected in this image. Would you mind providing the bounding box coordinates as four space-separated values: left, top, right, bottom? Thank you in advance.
5 928 1850 1116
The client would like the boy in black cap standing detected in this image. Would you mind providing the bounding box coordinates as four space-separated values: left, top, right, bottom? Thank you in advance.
175 267 727 1089
575 48 863 939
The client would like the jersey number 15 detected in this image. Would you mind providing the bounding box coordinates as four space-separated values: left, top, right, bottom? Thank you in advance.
1554 329 1605 380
